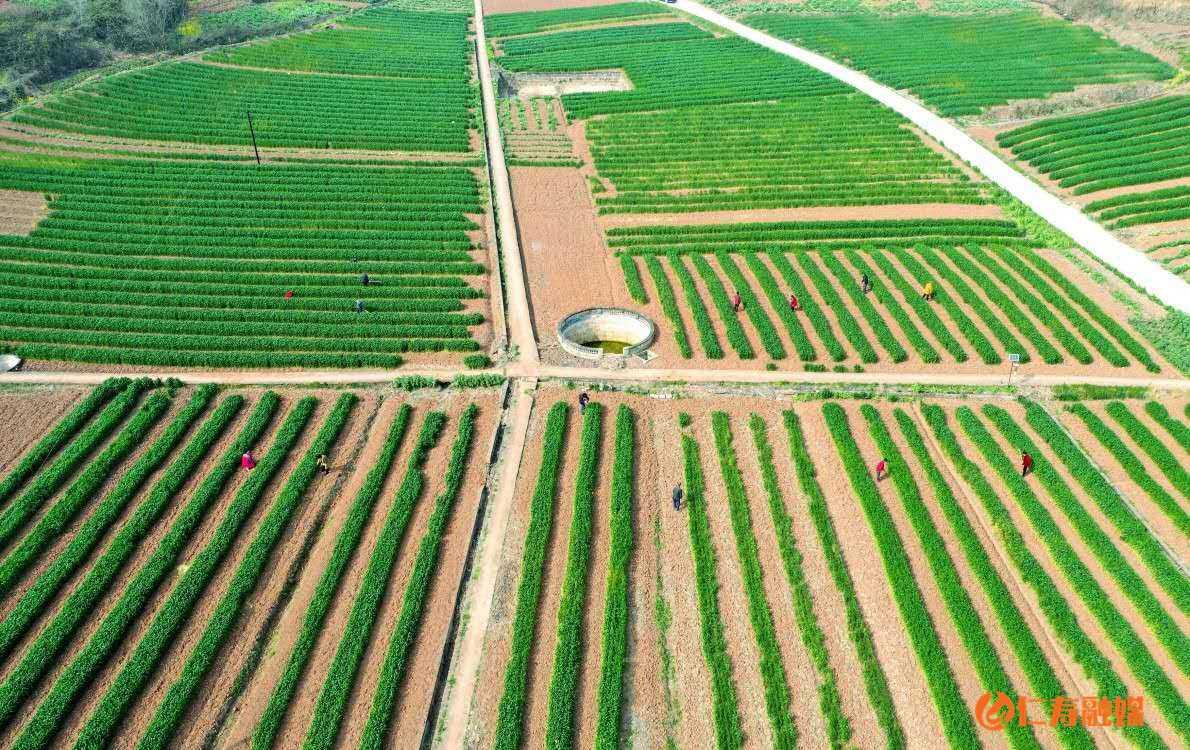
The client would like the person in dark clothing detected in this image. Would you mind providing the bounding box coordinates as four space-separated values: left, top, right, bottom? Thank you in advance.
316 453 330 475
355 299 365 313
672 484 683 511
361 273 370 286
578 391 590 414
861 273 871 294
1021 451 1034 477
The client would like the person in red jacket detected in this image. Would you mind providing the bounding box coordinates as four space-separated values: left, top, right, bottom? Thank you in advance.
241 451 257 470
1021 451 1034 477
875 457 887 481
789 293 800 311
732 291 743 312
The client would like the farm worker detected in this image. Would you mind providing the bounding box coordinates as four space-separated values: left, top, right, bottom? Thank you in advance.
922 281 935 301
316 453 330 475
875 457 887 481
241 451 257 471
860 273 871 294
284 290 294 300
732 291 743 312
1021 451 1034 477
355 299 365 313
578 391 590 415
361 273 370 286
789 293 800 311
672 484 683 511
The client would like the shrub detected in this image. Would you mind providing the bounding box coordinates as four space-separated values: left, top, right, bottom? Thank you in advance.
463 353 493 369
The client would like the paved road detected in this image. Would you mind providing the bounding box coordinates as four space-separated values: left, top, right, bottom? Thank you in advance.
473 1 539 364
675 0 1190 315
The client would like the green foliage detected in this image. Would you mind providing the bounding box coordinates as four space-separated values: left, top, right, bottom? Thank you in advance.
922 404 1167 748
1132 311 1190 375
741 253 816 361
394 375 439 391
953 405 1188 742
644 256 693 358
544 405 604 749
1000 96 1189 197
668 255 723 359
594 406 635 750
485 3 671 37
747 416 849 747
987 403 1189 654
823 403 978 749
781 410 903 748
828 251 922 363
360 404 479 750
765 252 846 361
1053 384 1147 400
1144 401 1190 454
1104 401 1190 503
620 254 649 304
251 404 412 750
753 11 1173 116
0 379 150 551
710 413 797 748
886 248 997 363
139 394 357 750
303 410 448 750
892 409 1093 750
0 153 484 368
794 253 878 363
494 403 569 750
194 1 342 36
0 388 174 596
453 373 506 388
463 353 493 369
0 377 125 505
679 429 743 749
715 252 785 359
691 254 755 359
64 397 316 750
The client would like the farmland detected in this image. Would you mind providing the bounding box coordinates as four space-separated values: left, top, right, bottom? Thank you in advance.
460 383 1190 750
0 379 499 749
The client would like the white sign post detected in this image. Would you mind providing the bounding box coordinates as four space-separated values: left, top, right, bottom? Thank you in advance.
1007 352 1021 385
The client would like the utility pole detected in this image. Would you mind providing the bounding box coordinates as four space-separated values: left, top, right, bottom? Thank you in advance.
246 111 261 166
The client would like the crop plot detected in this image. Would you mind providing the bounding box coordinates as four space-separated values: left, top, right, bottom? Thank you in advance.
0 380 499 749
459 384 1189 750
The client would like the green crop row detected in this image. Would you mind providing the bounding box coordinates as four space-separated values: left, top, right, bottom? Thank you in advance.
716 253 786 360
921 404 1166 749
485 2 671 37
679 425 743 749
893 409 1092 750
692 255 755 359
1105 401 1190 502
864 250 970 362
66 397 318 750
924 247 1057 363
794 253 878 363
620 255 648 304
903 247 1010 363
0 379 149 552
747 415 850 747
494 402 569 750
823 403 978 748
781 411 904 748
0 378 125 505
139 394 357 750
252 404 413 750
643 256 693 358
593 406 635 750
544 404 605 749
957 406 1189 742
763 253 846 361
302 410 447 750
832 251 928 362
1 392 279 745
1029 403 1190 609
740 254 816 361
360 403 479 750
0 389 172 597
888 248 998 362
710 413 797 749
1144 401 1190 453
668 256 724 359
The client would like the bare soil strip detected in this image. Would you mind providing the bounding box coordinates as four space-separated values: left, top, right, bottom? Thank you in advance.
0 387 86 472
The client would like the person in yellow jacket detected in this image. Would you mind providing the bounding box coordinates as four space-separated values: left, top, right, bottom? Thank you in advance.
921 280 936 301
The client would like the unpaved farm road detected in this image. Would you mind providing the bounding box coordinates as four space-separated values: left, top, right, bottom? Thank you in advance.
673 0 1190 315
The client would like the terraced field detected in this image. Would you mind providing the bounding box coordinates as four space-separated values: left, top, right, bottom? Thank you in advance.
463 384 1190 750
0 379 499 750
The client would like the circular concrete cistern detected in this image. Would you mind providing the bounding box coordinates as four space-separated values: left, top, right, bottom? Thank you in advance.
557 308 656 360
